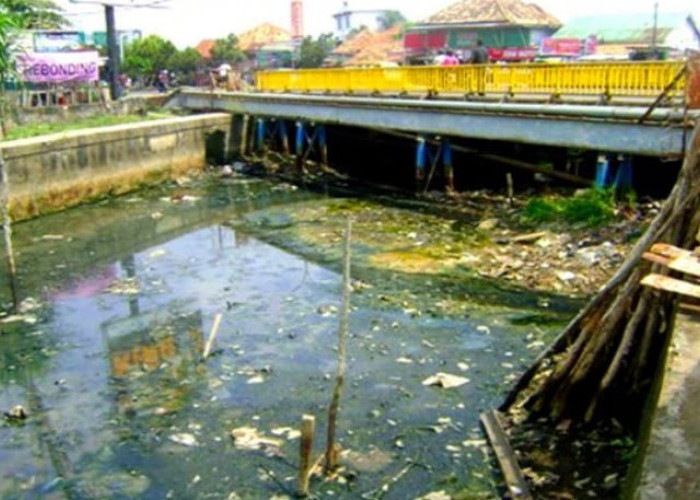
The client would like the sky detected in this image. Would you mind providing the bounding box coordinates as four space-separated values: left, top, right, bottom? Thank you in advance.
55 0 700 49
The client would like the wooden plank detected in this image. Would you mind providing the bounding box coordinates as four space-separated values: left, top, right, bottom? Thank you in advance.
641 273 700 299
480 410 532 499
642 251 671 266
679 302 700 315
649 243 691 260
668 254 700 278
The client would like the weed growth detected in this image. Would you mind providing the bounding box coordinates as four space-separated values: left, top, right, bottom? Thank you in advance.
5 112 173 141
523 188 616 227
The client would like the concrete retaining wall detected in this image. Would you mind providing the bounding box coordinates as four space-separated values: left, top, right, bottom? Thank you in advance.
0 113 234 220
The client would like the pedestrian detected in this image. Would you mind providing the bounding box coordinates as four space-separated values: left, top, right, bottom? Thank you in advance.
433 49 446 66
442 50 460 66
471 39 489 64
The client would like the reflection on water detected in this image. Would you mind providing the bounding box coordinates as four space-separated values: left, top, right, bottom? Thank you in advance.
0 179 551 499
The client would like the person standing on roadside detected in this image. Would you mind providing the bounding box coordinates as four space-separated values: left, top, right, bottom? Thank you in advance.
471 39 489 64
442 50 460 66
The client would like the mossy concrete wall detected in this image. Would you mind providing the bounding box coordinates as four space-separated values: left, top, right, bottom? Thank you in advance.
0 113 234 220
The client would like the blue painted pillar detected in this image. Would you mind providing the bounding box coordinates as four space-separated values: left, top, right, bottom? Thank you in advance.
256 118 266 154
595 154 610 188
318 124 328 166
442 138 454 193
415 135 427 193
295 121 305 172
278 120 290 155
613 154 633 195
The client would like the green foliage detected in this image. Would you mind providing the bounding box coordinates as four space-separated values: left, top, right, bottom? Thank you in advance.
376 10 406 30
167 47 204 81
4 112 173 140
122 35 176 83
0 11 19 83
0 0 69 29
523 188 615 227
209 34 246 65
297 33 336 69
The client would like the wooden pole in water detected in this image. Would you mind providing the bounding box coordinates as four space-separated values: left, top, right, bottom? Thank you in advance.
325 217 352 473
202 313 222 359
0 126 19 313
297 413 316 497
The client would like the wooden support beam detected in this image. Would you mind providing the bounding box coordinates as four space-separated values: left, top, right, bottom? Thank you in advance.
480 410 532 500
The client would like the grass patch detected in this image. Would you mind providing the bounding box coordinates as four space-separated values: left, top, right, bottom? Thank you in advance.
523 188 615 227
5 112 174 141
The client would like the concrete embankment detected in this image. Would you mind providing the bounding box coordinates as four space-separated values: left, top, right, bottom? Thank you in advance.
0 113 235 221
634 313 700 499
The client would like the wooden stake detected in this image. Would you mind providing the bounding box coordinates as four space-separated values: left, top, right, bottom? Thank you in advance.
202 313 222 359
506 172 514 205
326 217 352 473
297 414 316 498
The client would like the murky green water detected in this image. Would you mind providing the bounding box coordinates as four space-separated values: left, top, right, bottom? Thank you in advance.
0 176 574 499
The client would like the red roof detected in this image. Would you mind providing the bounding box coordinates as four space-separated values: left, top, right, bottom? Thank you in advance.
195 39 215 59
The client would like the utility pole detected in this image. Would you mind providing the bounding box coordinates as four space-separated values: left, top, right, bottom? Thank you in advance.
105 4 120 100
69 0 170 100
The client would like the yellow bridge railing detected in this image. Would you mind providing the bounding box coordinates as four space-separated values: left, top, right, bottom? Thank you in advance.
257 60 695 104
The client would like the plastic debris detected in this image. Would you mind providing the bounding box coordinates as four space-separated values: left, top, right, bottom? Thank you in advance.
422 373 470 389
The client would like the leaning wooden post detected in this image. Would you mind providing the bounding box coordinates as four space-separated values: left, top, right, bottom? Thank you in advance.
202 313 222 359
325 217 352 473
0 127 19 313
297 414 316 497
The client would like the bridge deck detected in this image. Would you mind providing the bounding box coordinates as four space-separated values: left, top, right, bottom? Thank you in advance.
172 90 697 157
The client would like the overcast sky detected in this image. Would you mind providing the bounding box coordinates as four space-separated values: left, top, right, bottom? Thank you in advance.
56 0 700 49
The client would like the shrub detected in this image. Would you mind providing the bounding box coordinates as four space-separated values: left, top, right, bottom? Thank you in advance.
523 189 615 227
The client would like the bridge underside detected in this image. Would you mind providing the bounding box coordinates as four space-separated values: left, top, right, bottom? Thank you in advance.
171 90 695 158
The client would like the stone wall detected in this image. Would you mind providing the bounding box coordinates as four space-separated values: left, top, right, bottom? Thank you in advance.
0 113 234 220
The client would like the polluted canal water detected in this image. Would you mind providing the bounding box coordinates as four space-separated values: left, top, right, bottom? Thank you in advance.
0 174 575 499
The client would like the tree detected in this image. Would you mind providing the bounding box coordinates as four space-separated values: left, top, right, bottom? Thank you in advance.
209 34 246 66
167 47 204 84
0 0 69 30
297 33 336 69
377 10 406 30
122 35 176 85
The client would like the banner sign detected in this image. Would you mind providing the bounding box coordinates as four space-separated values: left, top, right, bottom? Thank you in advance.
33 31 84 52
18 51 99 83
488 47 538 62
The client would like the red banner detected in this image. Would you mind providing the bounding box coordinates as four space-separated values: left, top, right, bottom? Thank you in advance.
487 47 538 62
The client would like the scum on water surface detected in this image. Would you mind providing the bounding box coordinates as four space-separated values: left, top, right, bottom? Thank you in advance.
0 174 575 499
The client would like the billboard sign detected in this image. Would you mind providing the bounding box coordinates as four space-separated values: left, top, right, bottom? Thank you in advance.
17 51 100 83
33 31 84 52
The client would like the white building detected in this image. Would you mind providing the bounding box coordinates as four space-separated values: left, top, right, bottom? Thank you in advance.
332 1 396 38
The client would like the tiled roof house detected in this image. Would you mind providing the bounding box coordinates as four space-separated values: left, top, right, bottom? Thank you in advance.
404 0 561 62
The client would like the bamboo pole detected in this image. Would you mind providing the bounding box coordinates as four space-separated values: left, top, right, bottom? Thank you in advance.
202 313 222 359
297 414 316 497
325 217 352 473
